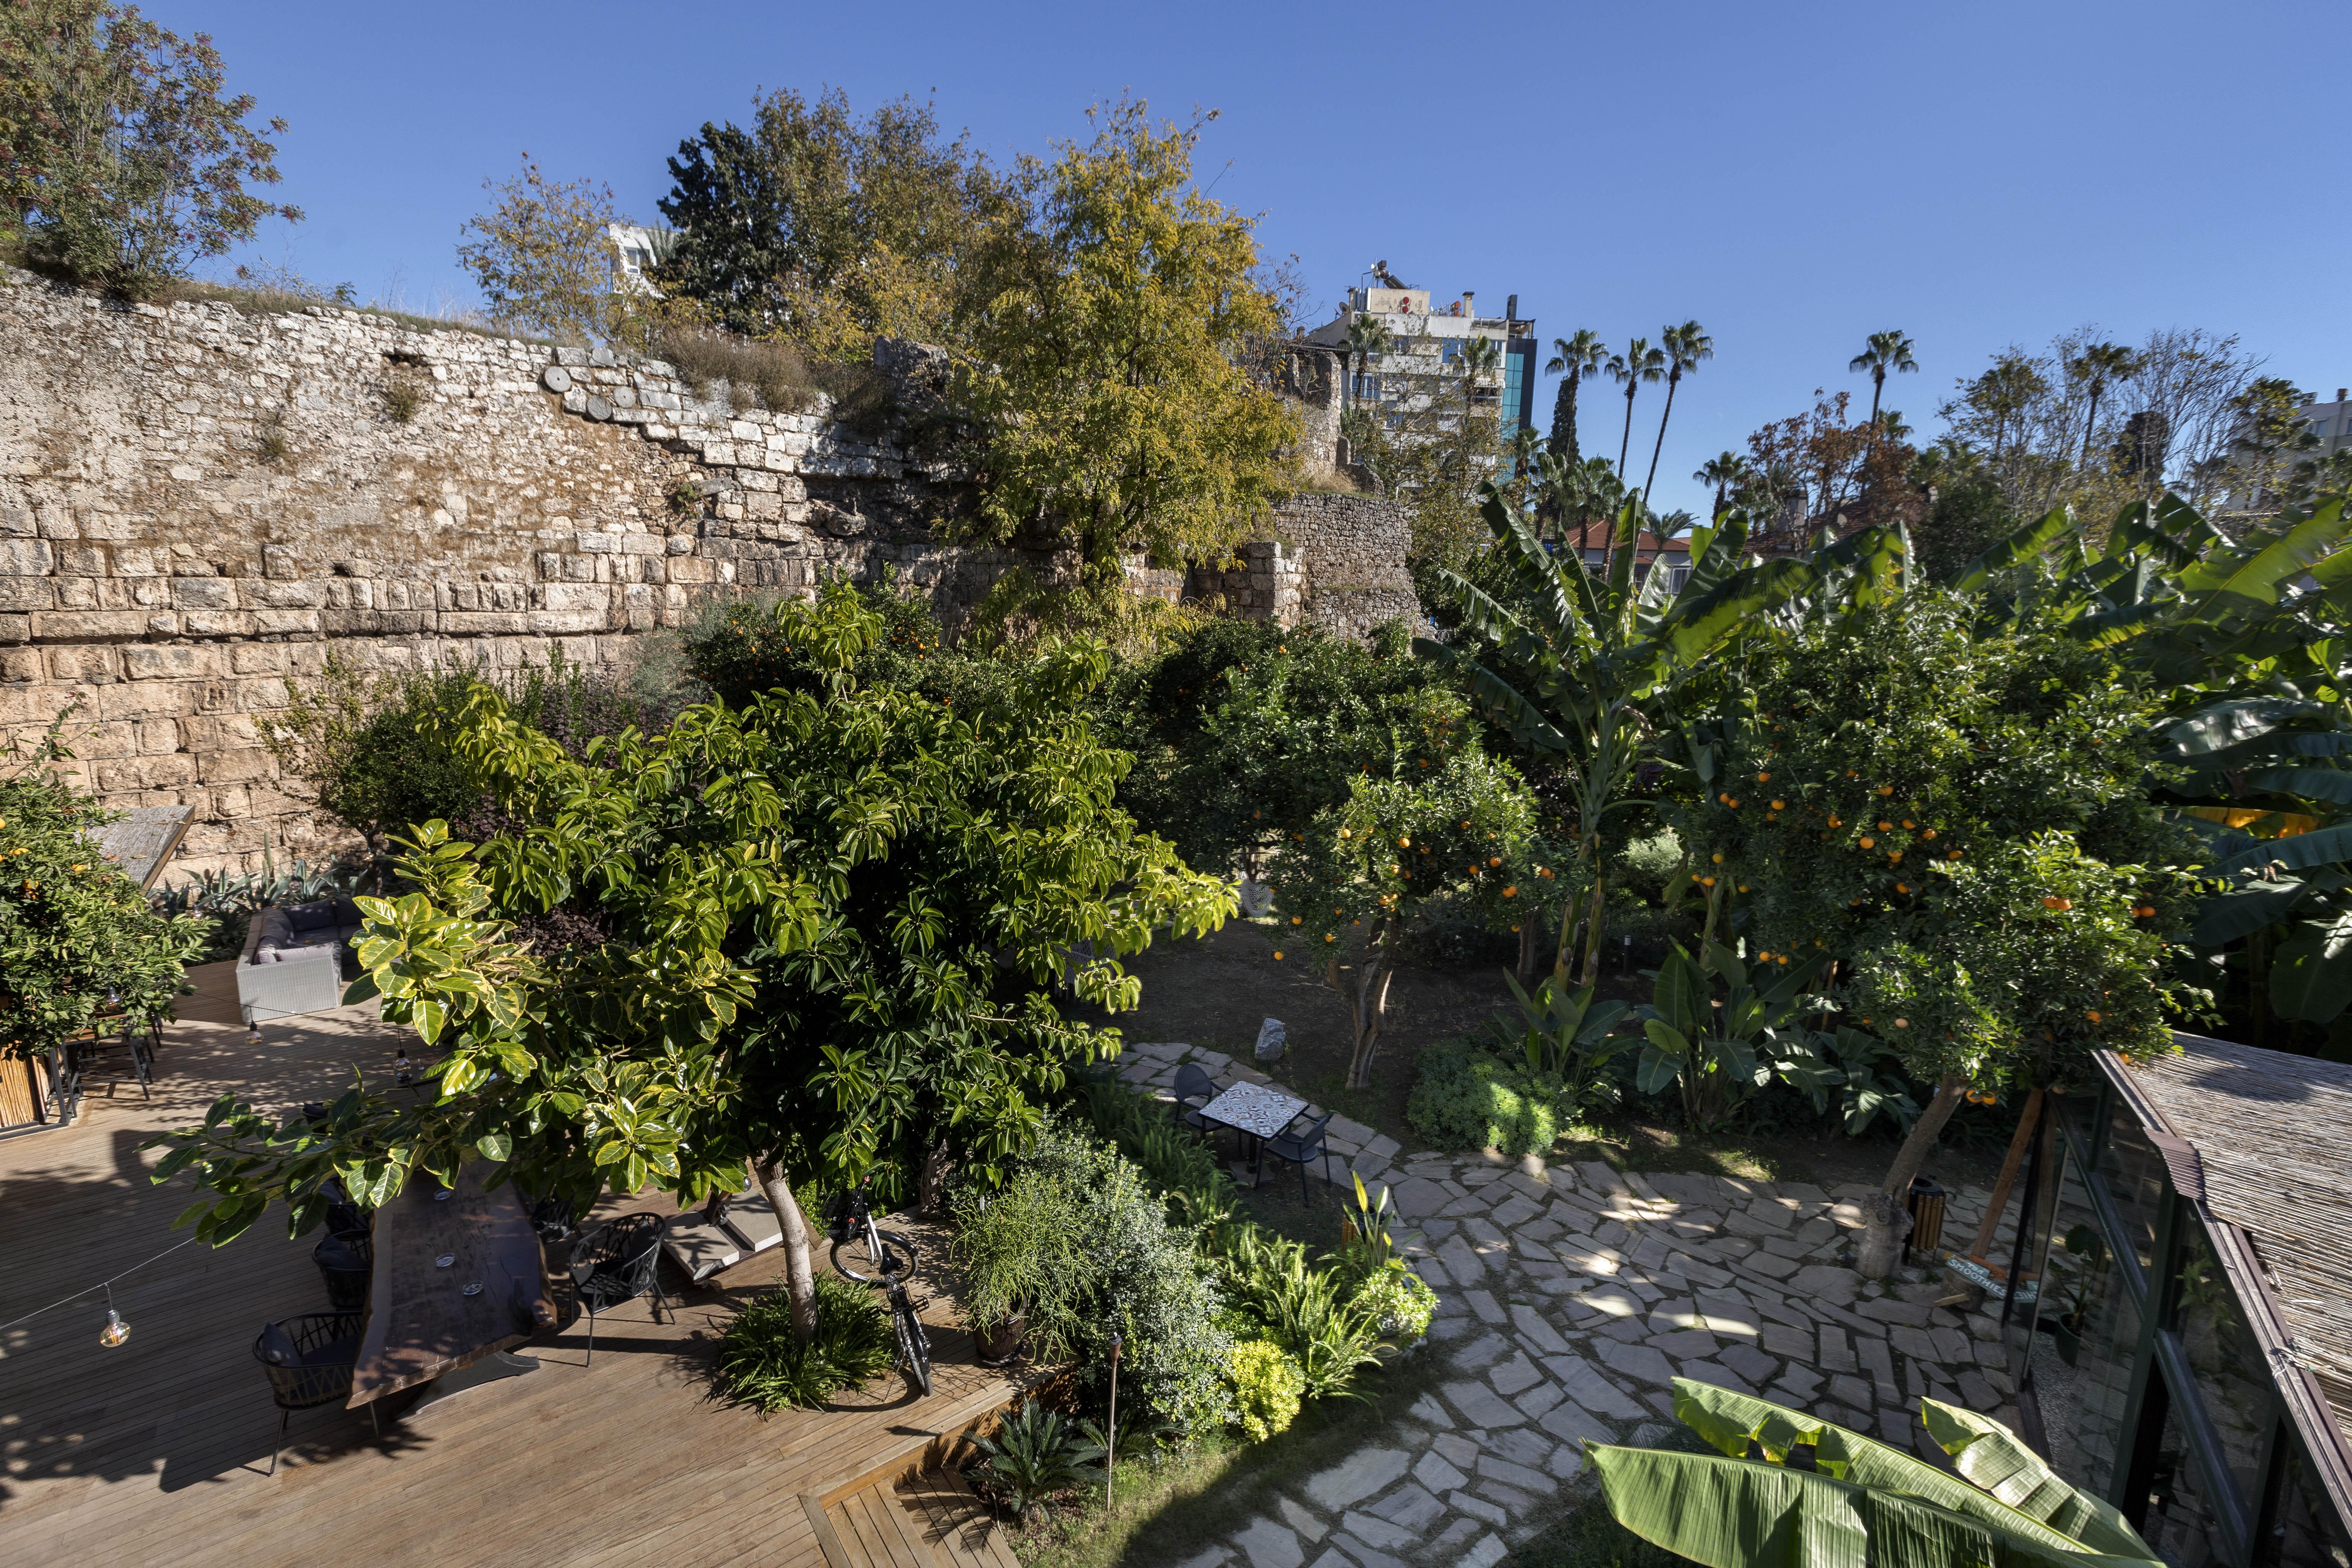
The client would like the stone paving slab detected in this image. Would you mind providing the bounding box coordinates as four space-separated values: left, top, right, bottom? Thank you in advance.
1110 1044 2012 1565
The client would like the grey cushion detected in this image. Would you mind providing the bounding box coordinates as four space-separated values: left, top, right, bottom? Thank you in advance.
333 923 360 945
256 1321 300 1366
331 895 362 924
288 900 338 933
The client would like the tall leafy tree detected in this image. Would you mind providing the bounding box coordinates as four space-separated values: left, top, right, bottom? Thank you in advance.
1847 328 1918 430
2067 340 2141 470
1542 329 1606 462
953 99 1297 597
1 0 300 293
1457 333 1501 435
1642 319 1714 503
1344 313 1391 411
457 155 627 344
148 586 1231 1343
1604 335 1666 480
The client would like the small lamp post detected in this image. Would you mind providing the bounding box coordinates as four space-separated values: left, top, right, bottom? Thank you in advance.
1105 1331 1122 1513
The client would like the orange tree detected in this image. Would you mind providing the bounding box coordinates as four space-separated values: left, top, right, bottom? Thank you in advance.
145 588 1231 1343
1665 596 2207 1274
1267 750 1540 1088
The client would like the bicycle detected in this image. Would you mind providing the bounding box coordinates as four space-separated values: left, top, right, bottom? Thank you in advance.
828 1177 933 1397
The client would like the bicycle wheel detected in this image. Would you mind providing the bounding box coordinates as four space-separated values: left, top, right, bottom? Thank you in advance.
894 1288 933 1397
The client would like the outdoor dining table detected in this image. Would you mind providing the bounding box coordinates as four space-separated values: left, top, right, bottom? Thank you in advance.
349 1160 558 1408
1195 1081 1309 1187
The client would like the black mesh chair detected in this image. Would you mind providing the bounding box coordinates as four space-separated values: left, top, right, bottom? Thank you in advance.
567 1212 667 1366
313 1228 372 1311
320 1177 366 1238
528 1194 578 1246
252 1310 375 1475
1263 1111 1336 1203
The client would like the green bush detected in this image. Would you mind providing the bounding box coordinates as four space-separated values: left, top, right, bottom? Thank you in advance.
948 1164 1087 1339
1351 1265 1437 1342
1227 1339 1304 1441
1004 1118 1234 1437
970 1399 1104 1522
2 740 207 1065
713 1272 895 1411
1406 1038 1561 1154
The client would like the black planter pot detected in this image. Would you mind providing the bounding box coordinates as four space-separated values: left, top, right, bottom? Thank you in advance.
975 1314 1028 1367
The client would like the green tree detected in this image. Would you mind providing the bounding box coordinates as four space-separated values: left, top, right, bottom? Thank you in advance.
1344 313 1391 411
2067 340 2140 470
1419 486 1841 989
1543 329 1607 462
1642 319 1713 504
953 99 1298 597
1 0 299 293
456 154 629 344
653 87 1005 355
1670 594 2203 1275
1458 333 1501 436
2 726 208 1075
1846 328 1918 431
1596 1380 2159 1566
1604 335 1666 481
1695 451 1750 521
148 586 1231 1343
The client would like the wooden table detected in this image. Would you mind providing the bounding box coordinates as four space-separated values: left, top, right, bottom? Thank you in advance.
1197 1082 1308 1187
350 1161 557 1407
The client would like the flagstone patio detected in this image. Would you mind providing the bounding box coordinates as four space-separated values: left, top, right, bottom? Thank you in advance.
1111 1042 2022 1568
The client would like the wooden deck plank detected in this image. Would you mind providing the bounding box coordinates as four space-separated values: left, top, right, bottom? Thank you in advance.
899 1469 1021 1568
0 969 1038 1567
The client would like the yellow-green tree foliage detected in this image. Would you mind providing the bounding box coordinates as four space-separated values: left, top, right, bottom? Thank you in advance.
956 100 1298 584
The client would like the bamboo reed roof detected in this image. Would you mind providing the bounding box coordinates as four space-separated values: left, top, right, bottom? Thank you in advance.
2130 1035 2352 1445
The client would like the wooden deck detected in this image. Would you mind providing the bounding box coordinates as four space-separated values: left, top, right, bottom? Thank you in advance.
0 963 1036 1567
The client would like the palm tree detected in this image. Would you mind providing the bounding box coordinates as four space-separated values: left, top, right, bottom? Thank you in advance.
1872 406 1912 443
1694 452 1750 520
1542 329 1607 462
1345 314 1392 412
1458 334 1502 439
2068 340 2140 470
1847 329 1919 430
1642 320 1713 503
1604 337 1665 480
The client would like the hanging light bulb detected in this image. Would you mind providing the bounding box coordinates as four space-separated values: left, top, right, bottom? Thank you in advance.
394 1051 413 1087
98 1285 129 1347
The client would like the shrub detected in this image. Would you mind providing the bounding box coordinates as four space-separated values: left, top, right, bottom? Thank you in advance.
713 1272 895 1412
1351 1265 1437 1343
651 326 822 415
2 735 208 1066
1406 1038 1561 1155
948 1164 1087 1338
1227 1339 1304 1441
1006 1118 1234 1437
970 1400 1104 1522
383 374 424 424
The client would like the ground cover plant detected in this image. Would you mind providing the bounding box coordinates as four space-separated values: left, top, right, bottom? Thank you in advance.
714 1272 894 1412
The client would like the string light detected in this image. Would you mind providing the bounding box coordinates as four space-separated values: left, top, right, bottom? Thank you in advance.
0 1235 195 1344
99 1284 130 1348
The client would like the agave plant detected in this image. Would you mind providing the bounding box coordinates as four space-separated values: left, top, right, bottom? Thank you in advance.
970 1401 1103 1522
1594 1379 2158 1566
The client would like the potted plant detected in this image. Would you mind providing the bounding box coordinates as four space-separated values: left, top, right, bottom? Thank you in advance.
2048 1222 2107 1365
949 1169 1080 1367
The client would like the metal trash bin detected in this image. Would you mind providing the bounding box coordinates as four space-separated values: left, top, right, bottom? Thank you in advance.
1905 1175 1948 1260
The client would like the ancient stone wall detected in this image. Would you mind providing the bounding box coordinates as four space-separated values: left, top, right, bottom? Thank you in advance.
0 272 1420 878
1265 491 1424 639
0 271 1024 874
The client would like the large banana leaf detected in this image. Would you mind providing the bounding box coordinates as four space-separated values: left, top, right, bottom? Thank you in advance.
2270 912 2352 1023
2219 823 2352 876
2176 498 2350 624
1917 1403 2150 1557
1954 507 2078 595
2192 878 2316 945
2240 768 2352 808
1593 1381 2158 1567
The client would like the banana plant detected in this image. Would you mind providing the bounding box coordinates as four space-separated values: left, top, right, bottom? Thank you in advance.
1593 1379 2159 1567
1632 940 1829 1131
1419 473 1843 986
1487 973 1630 1117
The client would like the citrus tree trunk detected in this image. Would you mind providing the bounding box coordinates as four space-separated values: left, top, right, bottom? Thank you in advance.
1857 1074 1969 1280
1340 919 1402 1090
752 1156 821 1344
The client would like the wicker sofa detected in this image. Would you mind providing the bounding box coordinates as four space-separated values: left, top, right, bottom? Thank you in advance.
236 895 363 1023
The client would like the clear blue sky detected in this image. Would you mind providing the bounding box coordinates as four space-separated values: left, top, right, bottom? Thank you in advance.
158 0 2345 520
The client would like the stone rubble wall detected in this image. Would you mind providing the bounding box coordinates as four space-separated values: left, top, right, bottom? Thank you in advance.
0 272 1030 875
0 272 1422 878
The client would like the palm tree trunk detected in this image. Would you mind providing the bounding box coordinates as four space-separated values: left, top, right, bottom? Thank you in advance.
1868 372 1885 429
1643 371 1681 502
2081 386 2102 470
752 1156 821 1343
1565 377 1582 464
1617 386 1637 478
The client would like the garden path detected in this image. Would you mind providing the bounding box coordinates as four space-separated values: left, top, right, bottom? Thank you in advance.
1113 1043 2025 1568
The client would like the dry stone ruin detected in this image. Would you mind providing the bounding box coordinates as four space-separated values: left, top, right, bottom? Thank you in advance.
0 270 1417 874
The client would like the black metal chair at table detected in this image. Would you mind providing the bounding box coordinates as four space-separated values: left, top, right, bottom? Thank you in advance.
567 1212 667 1366
1262 1111 1337 1204
1173 1062 1222 1151
252 1310 376 1475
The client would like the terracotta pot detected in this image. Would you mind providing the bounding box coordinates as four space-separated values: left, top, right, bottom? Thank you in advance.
975 1313 1028 1367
